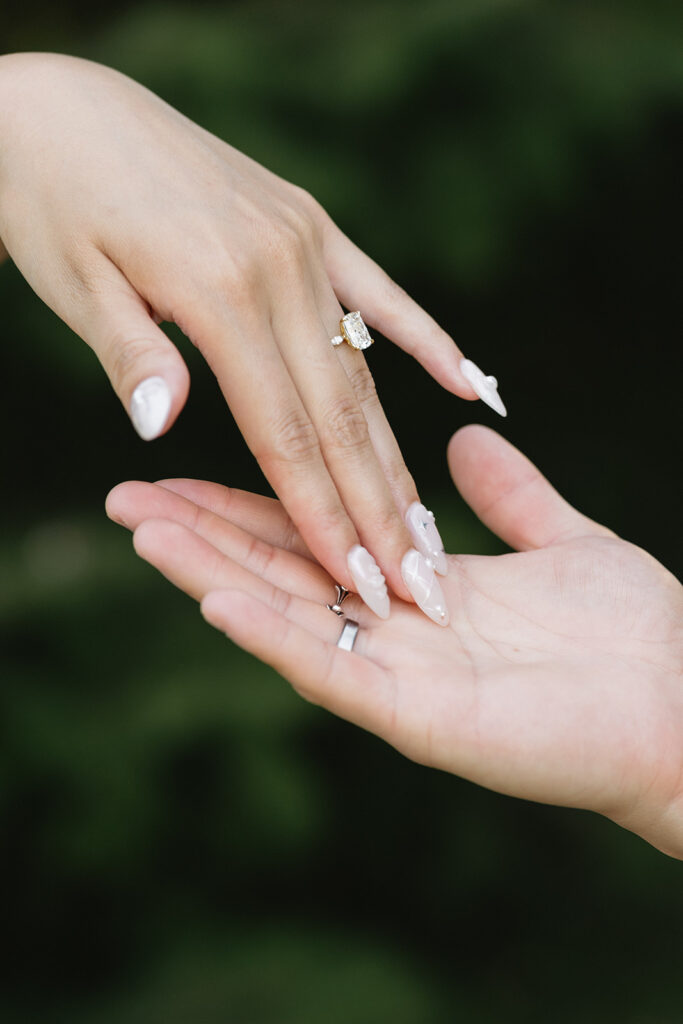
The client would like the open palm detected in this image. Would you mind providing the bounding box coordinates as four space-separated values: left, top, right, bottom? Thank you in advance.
107 425 683 857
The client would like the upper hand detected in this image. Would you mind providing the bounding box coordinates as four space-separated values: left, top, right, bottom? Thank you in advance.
0 51 494 613
107 425 683 858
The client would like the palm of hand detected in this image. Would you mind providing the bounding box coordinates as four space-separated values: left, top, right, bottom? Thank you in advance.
107 426 683 856
381 536 680 819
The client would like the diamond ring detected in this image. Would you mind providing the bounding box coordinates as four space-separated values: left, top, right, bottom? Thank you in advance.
331 311 374 351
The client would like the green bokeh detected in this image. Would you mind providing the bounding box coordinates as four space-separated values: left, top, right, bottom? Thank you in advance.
2 2 682 1021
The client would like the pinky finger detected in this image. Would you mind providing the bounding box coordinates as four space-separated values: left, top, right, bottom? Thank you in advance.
322 222 474 398
201 589 391 736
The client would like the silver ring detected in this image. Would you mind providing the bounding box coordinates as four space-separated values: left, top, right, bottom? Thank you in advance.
330 311 374 351
326 583 350 616
336 618 360 652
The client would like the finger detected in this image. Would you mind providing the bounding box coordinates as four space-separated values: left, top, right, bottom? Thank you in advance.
201 589 391 734
447 424 616 551
321 217 475 398
271 279 415 602
310 273 448 575
194 300 399 614
152 479 313 560
65 250 190 439
199 584 369 650
335 344 419 511
133 519 370 638
133 518 344 614
190 301 365 586
107 481 329 601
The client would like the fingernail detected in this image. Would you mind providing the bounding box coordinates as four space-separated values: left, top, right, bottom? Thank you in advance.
347 545 390 619
401 548 450 627
460 358 507 417
130 376 171 440
405 502 448 576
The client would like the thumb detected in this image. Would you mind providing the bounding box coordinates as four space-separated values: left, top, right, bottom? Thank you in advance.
447 425 616 551
75 257 190 440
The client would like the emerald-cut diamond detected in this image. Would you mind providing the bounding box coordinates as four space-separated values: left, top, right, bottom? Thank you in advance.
341 311 374 350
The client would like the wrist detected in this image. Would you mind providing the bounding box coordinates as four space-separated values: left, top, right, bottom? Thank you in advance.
610 795 683 860
612 682 683 859
650 789 683 860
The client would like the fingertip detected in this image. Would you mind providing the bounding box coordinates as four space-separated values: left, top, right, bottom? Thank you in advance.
127 356 191 441
449 422 500 442
105 481 130 526
129 375 174 441
447 425 527 509
106 480 154 528
447 423 500 465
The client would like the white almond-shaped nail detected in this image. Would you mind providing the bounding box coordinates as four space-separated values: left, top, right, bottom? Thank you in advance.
347 545 390 620
405 502 448 576
401 548 450 627
460 358 507 417
130 376 172 440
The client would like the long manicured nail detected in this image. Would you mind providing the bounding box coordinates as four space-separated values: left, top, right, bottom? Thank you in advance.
401 548 450 626
405 502 447 576
347 545 390 619
130 376 171 440
460 358 507 417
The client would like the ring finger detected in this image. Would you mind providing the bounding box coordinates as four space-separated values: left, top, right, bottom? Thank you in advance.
271 277 417 606
311 268 449 579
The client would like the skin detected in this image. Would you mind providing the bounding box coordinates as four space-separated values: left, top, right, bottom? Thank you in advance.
106 424 683 858
0 50 480 606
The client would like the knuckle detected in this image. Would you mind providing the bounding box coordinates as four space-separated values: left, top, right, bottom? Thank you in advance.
268 192 322 265
267 222 307 271
264 407 321 465
212 251 243 289
346 363 380 409
320 394 371 454
307 493 351 537
287 185 324 228
213 252 262 309
289 183 320 213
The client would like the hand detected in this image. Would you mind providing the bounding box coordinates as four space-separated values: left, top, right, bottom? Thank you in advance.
0 51 497 616
106 425 683 858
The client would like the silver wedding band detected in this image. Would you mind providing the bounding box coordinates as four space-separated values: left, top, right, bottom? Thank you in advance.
336 618 360 652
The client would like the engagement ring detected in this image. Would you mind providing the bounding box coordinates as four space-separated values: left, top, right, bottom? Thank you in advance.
331 311 374 351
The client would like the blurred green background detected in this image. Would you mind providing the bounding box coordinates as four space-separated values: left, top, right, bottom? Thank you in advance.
1 1 682 1020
